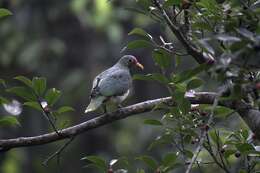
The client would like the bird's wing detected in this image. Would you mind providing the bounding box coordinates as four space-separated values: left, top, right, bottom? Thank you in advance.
96 69 132 97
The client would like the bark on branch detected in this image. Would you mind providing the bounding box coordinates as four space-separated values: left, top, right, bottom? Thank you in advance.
0 92 259 152
152 0 215 64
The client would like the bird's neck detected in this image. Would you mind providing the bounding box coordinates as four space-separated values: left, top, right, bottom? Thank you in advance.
114 63 130 71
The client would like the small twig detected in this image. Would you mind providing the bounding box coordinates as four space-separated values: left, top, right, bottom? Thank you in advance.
42 136 75 166
185 94 220 173
38 99 61 136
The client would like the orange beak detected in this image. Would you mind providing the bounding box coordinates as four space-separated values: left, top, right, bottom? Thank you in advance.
136 62 144 70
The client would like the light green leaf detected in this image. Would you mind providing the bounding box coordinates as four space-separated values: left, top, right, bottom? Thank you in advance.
14 76 33 88
45 88 61 106
164 0 181 7
81 156 107 172
187 78 204 90
32 77 47 96
127 40 152 49
178 98 191 115
57 106 75 114
0 97 9 105
0 78 6 87
24 101 42 111
6 87 36 101
143 119 162 126
236 143 255 154
133 73 169 84
162 152 177 167
172 63 208 83
0 8 12 18
0 116 20 127
152 49 171 69
137 155 158 170
128 28 151 39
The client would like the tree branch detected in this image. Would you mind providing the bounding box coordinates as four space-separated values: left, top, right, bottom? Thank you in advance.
152 0 215 64
0 92 259 152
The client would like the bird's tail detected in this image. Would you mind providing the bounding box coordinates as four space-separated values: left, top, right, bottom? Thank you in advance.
84 96 106 114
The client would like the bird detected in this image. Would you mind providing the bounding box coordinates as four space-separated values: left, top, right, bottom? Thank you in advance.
84 55 144 114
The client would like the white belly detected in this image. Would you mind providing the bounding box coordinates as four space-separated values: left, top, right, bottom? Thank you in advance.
110 90 130 104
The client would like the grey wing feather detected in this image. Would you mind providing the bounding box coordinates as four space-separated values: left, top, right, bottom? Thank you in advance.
99 69 131 97
90 67 131 98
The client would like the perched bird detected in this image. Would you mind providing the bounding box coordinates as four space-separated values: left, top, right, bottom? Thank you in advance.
84 55 144 113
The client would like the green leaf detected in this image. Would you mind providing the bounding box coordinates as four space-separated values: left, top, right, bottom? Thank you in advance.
236 143 255 154
57 106 75 114
178 98 191 115
6 87 36 101
0 78 6 87
152 49 171 69
184 149 194 158
172 63 208 83
143 119 162 126
0 97 9 105
172 89 185 102
148 134 172 150
0 116 20 127
164 0 181 7
187 78 204 90
224 149 236 158
81 155 107 172
24 101 42 111
0 8 12 18
128 28 151 39
162 152 177 167
45 88 61 106
127 40 152 49
133 73 169 84
32 77 47 96
137 155 158 170
14 76 33 88
137 169 145 173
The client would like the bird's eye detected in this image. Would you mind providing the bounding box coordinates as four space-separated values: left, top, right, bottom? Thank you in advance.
128 59 132 63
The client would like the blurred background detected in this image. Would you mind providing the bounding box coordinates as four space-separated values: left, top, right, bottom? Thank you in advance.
0 0 243 173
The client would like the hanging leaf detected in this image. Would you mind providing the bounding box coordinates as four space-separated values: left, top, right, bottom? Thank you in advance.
0 116 20 127
133 73 169 84
187 78 204 90
57 106 75 114
0 8 12 18
172 63 208 83
162 152 177 167
128 28 152 39
0 78 6 87
127 40 152 49
14 76 33 88
24 101 42 111
178 98 191 115
81 155 107 172
45 88 61 106
152 49 171 69
136 155 158 170
164 0 182 7
6 87 36 101
32 77 47 96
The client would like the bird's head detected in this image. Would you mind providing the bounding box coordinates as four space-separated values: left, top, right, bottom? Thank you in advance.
118 55 144 70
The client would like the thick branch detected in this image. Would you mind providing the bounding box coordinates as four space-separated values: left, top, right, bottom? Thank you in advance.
152 0 215 64
0 92 259 152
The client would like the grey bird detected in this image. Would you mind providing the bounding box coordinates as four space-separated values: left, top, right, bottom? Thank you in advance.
84 55 144 113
